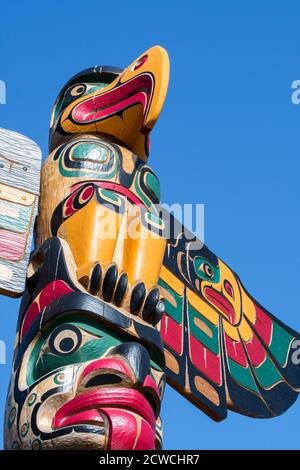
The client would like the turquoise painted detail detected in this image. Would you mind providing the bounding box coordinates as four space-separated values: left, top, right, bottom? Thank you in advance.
268 322 294 367
254 355 283 388
58 141 118 179
228 358 259 393
158 279 183 324
27 316 122 385
145 172 160 202
0 200 32 233
135 166 161 214
145 211 165 228
193 256 220 283
72 142 109 163
53 83 111 123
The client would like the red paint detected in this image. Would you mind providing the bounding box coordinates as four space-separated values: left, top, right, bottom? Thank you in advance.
244 333 266 367
73 73 153 130
103 407 155 450
0 229 26 261
80 358 135 382
81 185 94 201
70 181 146 208
55 409 105 428
143 374 160 398
224 333 248 367
21 280 74 339
224 280 234 299
64 184 94 217
204 287 236 325
253 304 273 346
54 387 156 430
189 335 222 385
160 314 183 354
132 55 148 71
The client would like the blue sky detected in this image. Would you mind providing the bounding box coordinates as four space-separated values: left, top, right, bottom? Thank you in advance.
0 0 300 449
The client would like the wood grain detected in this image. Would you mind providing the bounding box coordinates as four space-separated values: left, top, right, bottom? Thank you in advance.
0 128 41 296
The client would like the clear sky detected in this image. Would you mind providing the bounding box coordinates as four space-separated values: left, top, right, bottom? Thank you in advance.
0 0 299 450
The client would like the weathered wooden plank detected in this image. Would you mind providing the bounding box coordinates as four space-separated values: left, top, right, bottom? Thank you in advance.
0 128 41 297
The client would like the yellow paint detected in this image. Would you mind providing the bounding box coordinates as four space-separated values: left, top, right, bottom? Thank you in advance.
57 198 122 272
0 184 35 206
159 265 184 295
187 288 219 326
60 46 170 160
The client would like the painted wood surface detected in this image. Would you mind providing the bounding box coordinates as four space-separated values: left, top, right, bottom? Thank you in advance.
0 128 41 296
159 213 300 420
3 45 300 451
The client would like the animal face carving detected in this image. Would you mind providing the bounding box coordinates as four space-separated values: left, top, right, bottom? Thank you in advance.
49 46 170 160
4 238 165 450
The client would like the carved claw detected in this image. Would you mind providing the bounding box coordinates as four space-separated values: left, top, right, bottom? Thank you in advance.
78 262 164 327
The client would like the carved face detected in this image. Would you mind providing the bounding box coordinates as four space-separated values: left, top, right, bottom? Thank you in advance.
49 46 170 160
4 238 166 450
5 314 165 450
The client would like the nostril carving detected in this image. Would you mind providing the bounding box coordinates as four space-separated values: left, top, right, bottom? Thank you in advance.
85 373 123 388
109 342 151 384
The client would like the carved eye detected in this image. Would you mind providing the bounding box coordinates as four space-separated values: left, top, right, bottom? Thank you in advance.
65 84 87 101
132 55 148 71
224 280 234 299
70 85 86 96
200 262 214 279
48 324 82 356
23 166 28 171
0 163 4 168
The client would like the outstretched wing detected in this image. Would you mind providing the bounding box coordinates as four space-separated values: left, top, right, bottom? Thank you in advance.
158 213 300 421
0 128 41 297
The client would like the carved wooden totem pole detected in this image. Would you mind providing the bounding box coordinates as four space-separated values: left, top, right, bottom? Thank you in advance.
1 46 300 450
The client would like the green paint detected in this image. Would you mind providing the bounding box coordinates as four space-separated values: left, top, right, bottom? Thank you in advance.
193 256 220 283
31 438 42 450
268 322 294 367
7 407 16 429
21 423 29 438
145 172 160 202
99 188 120 204
228 358 259 393
254 355 283 388
0 200 32 233
34 338 118 380
27 393 37 407
53 83 110 123
27 316 122 385
188 302 219 354
145 211 165 228
135 168 160 213
158 279 183 324
58 142 118 179
72 142 109 162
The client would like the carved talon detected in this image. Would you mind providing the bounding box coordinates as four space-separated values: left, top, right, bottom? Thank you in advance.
102 264 118 302
89 263 102 295
130 282 146 315
78 261 164 326
114 272 128 306
142 287 165 325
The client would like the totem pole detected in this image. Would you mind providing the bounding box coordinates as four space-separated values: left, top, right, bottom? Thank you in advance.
1 46 299 451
